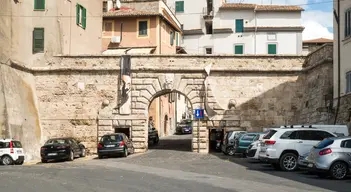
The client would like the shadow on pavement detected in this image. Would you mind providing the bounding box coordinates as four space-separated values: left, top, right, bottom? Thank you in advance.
211 152 350 192
148 134 192 152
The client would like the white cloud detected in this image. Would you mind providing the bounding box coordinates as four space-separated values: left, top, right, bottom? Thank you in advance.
228 0 334 40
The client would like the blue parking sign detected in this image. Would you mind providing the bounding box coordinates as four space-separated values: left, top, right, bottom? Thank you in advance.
194 109 204 119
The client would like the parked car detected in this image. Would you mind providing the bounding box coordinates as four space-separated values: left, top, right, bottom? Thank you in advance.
246 133 266 160
148 125 159 145
222 131 247 156
176 119 193 134
280 125 349 136
235 133 262 157
98 133 134 159
0 139 25 165
41 137 86 163
307 137 351 180
297 152 310 169
258 127 337 172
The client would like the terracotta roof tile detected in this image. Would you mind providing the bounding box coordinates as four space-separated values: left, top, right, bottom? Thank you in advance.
219 3 304 12
103 9 160 17
303 38 333 43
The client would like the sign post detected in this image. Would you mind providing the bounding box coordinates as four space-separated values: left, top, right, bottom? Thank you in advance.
194 109 204 153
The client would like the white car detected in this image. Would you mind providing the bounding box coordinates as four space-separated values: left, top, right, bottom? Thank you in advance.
0 139 25 165
246 133 266 160
258 127 337 171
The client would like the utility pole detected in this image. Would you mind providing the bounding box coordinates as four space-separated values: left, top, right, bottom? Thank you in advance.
333 0 341 124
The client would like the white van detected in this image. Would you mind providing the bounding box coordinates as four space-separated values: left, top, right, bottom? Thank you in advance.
280 125 349 137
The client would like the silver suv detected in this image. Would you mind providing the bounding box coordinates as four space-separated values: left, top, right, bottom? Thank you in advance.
307 137 351 180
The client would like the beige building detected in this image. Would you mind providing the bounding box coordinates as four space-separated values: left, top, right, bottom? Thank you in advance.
333 0 351 125
0 0 103 67
101 0 182 54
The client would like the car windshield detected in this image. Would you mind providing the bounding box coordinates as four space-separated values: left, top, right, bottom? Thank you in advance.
180 120 192 125
100 135 122 143
314 139 334 149
45 139 68 145
12 141 22 148
241 135 256 141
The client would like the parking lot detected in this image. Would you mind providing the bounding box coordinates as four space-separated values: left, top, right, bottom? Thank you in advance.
1 134 350 192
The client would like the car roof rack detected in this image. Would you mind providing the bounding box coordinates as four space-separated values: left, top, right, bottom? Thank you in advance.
281 125 316 129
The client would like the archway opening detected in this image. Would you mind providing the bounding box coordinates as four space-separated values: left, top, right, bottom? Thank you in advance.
147 90 193 152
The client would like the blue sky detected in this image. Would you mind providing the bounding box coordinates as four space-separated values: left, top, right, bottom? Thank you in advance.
229 0 334 40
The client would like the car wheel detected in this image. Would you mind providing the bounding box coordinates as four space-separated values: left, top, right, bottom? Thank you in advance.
123 148 128 158
41 159 47 163
80 148 86 157
1 156 14 165
68 150 74 161
330 162 348 180
279 153 298 172
227 147 235 156
155 136 159 144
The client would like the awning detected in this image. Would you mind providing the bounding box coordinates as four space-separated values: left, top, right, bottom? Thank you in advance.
102 47 156 55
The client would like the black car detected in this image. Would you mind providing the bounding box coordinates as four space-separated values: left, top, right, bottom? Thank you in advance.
40 137 86 163
148 125 159 145
97 133 134 159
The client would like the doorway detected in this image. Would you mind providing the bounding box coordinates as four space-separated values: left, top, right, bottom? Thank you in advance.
114 126 131 138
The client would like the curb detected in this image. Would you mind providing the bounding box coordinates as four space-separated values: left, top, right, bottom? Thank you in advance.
23 161 40 166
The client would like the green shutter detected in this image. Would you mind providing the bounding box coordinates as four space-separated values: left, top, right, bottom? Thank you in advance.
175 1 184 12
33 28 44 53
176 33 179 46
235 19 243 33
234 45 243 54
34 0 45 10
76 4 80 25
268 44 277 54
82 7 87 29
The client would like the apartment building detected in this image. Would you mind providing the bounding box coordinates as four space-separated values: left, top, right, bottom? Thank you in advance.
165 0 304 55
102 0 182 54
0 0 103 67
333 0 351 124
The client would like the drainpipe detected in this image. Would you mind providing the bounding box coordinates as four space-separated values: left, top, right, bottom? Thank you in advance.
254 6 257 55
334 0 341 124
159 17 162 54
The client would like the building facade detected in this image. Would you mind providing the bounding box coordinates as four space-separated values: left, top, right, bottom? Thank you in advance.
333 0 351 126
102 0 182 54
302 38 333 55
165 0 304 55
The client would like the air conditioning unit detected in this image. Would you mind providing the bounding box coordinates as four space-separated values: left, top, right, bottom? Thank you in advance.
111 36 121 43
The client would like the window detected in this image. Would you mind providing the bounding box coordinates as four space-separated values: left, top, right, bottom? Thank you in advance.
76 4 87 29
103 1 108 12
310 131 335 141
342 140 351 148
33 28 44 53
235 19 243 33
176 32 179 46
205 22 213 34
206 48 212 54
263 130 277 139
170 31 174 46
280 131 297 139
234 45 243 54
268 44 277 54
175 1 184 13
346 72 351 93
345 9 351 38
138 21 148 36
34 0 45 10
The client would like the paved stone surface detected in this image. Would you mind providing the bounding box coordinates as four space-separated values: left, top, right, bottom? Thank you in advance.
0 135 349 192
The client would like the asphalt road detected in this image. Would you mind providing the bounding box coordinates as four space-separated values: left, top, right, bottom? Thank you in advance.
0 134 350 192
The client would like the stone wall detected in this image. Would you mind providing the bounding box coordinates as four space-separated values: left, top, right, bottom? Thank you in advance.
0 64 41 161
5 53 336 156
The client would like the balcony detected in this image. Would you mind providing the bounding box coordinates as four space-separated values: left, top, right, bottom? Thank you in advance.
203 6 214 20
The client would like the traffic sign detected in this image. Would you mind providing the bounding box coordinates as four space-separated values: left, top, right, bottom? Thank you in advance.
194 109 204 119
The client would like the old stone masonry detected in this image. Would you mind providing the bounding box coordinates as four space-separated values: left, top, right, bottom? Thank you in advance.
0 46 335 160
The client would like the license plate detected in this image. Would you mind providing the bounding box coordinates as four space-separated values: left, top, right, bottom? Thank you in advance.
308 163 313 168
48 153 57 156
106 145 115 147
